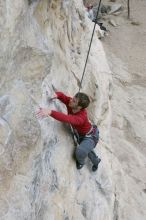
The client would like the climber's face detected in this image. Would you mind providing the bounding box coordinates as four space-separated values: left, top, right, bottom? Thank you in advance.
69 97 80 109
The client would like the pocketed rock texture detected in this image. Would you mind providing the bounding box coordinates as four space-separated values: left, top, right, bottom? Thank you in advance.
0 0 145 220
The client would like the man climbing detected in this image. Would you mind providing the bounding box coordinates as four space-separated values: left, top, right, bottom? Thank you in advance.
37 91 101 171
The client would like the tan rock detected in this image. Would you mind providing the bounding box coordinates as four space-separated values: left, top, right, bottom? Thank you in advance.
109 18 117 26
0 0 145 220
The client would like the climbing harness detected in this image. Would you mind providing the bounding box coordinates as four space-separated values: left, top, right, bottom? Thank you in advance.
71 125 99 147
85 125 99 145
79 0 102 92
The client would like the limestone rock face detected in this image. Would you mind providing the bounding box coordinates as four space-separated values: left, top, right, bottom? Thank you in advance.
0 1 145 220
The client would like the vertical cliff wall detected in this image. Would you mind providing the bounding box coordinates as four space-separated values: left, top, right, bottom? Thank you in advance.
1 0 145 220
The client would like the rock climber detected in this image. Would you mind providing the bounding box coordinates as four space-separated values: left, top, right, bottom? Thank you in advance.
86 4 94 21
36 91 101 171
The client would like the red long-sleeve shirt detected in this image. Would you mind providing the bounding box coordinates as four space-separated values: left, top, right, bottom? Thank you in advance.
50 92 92 135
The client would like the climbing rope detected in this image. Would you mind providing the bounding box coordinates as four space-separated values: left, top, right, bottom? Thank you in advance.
78 0 102 92
127 0 130 19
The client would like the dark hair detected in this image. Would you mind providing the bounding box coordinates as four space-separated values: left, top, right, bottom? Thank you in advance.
75 92 90 109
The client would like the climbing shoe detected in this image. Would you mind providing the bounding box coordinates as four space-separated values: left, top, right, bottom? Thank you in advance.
76 161 84 170
92 158 101 172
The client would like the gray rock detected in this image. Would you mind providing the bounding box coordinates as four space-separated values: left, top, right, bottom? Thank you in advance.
0 0 146 220
100 4 111 14
108 3 122 14
109 18 117 27
131 21 140 26
113 11 122 16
